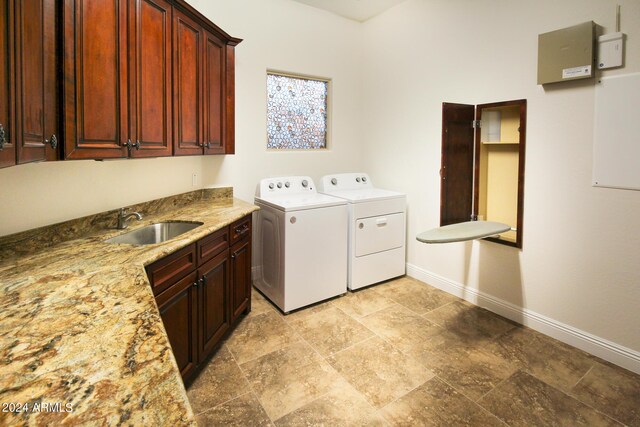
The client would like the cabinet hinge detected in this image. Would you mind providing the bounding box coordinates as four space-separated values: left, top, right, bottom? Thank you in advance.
472 120 481 129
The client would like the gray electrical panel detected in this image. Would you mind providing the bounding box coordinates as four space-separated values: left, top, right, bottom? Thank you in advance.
537 21 596 85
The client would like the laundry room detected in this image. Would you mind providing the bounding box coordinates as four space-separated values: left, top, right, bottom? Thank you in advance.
1 0 639 425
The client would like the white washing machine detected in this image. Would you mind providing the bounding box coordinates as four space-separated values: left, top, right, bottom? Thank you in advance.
253 176 348 312
319 173 406 290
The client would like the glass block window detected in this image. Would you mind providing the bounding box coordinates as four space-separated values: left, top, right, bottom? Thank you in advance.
267 72 329 149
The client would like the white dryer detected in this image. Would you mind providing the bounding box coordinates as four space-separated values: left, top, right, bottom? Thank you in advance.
253 176 348 312
319 173 406 290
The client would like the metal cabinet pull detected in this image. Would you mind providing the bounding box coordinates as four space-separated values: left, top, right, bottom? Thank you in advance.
0 124 6 150
205 142 211 149
45 134 58 149
134 140 141 150
124 139 133 151
235 224 249 235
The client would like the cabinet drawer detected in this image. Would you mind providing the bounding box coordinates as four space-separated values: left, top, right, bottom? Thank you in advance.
197 227 229 265
146 243 197 296
230 214 252 245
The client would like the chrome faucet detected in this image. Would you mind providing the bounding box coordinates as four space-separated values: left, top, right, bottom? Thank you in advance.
116 208 143 230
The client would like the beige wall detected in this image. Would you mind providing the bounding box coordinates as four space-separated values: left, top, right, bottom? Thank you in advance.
0 0 364 236
361 0 640 367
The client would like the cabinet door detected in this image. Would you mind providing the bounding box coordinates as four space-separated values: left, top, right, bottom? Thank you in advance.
198 250 229 363
203 30 224 155
230 237 251 322
224 43 237 154
173 10 203 156
0 0 15 168
63 0 129 159
155 270 198 381
440 103 475 226
130 0 172 158
14 0 58 164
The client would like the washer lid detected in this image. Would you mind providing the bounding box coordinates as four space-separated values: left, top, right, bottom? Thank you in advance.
321 188 405 203
255 193 347 212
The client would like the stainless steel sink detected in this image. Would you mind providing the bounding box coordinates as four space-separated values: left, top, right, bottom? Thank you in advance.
105 221 203 245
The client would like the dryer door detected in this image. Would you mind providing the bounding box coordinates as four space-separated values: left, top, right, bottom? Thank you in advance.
355 213 405 257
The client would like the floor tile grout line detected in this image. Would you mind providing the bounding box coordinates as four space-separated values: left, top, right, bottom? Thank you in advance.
570 364 594 391
376 372 438 415
490 369 628 426
434 376 512 427
225 341 277 425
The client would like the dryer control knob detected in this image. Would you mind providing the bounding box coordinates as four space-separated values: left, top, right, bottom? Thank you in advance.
268 183 275 189
362 176 367 182
277 182 283 188
285 181 290 188
331 178 338 185
356 177 361 182
301 180 308 188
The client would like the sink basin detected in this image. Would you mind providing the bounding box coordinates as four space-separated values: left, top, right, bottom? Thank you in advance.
105 221 204 245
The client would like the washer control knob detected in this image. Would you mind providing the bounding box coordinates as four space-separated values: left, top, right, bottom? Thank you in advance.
285 181 290 188
268 183 275 190
301 179 308 188
362 176 367 182
331 178 338 185
277 182 283 188
356 177 361 182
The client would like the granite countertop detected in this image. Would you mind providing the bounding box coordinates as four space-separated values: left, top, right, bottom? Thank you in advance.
0 188 258 426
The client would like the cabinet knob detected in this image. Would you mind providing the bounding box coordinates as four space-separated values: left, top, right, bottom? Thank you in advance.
125 139 133 151
45 134 58 150
134 140 141 150
0 124 6 150
206 142 211 149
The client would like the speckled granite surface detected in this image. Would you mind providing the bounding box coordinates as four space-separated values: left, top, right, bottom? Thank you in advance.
0 188 258 426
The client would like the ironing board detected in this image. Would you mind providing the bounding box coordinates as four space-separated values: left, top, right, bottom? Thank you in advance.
416 221 511 244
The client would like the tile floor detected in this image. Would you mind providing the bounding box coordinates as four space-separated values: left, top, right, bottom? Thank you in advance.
187 276 640 426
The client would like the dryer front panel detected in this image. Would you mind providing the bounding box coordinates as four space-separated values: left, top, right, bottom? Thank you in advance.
355 212 405 257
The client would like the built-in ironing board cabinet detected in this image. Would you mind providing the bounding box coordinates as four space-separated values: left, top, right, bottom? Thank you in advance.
437 99 526 248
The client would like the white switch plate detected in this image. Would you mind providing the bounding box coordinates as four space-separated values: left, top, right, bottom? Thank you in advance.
598 32 624 69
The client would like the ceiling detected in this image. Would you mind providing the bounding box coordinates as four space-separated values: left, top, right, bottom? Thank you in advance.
289 0 407 22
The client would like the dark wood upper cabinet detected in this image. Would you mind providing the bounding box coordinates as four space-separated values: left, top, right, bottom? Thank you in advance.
173 9 203 156
203 30 224 155
2 0 239 167
0 0 15 168
63 0 129 159
130 0 173 158
15 0 58 164
224 43 237 154
63 0 241 161
1 0 58 168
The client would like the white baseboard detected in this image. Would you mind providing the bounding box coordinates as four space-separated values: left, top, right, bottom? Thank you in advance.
406 263 640 375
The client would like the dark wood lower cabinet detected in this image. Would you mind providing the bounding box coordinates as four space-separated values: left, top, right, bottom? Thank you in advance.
230 236 251 322
198 251 229 363
155 270 198 380
148 213 252 383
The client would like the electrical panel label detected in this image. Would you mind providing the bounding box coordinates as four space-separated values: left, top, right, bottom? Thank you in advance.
562 65 592 79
